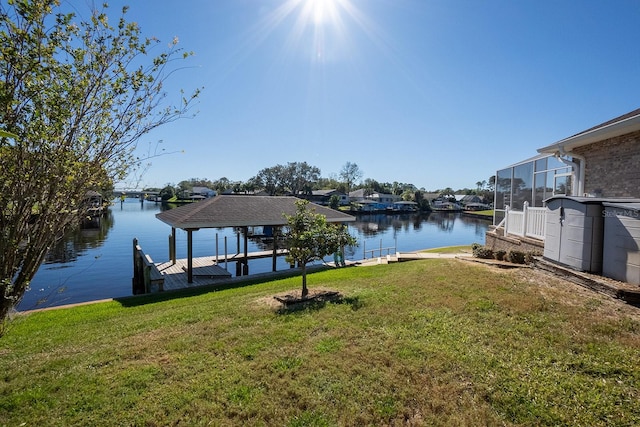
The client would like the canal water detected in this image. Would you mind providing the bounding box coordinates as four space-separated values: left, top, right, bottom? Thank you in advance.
17 198 490 311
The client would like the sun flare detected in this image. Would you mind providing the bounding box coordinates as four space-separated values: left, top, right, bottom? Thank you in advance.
307 0 334 25
241 0 374 67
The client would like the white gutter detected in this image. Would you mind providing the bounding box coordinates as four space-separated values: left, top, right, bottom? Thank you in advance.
569 151 586 196
538 111 640 196
538 112 640 153
555 148 585 196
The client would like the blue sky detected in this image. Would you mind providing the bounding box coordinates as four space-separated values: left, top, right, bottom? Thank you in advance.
99 0 640 191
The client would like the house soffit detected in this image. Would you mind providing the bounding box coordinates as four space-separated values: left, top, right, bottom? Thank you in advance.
538 108 640 154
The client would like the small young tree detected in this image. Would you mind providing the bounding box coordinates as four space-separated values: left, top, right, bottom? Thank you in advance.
283 200 356 297
329 194 341 210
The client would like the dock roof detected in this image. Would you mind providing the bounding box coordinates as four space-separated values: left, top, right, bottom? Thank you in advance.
156 195 356 229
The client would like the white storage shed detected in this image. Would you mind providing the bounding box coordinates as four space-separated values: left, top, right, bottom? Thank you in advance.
543 196 605 273
602 203 640 285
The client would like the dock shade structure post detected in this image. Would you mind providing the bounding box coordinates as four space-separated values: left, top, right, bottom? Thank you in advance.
155 195 356 283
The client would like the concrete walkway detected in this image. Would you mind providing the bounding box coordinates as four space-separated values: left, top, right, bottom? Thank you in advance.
352 251 473 267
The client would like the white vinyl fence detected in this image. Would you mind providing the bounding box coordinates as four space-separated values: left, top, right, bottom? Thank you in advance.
504 202 546 240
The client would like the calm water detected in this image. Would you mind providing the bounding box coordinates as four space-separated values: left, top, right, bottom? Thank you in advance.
18 199 489 311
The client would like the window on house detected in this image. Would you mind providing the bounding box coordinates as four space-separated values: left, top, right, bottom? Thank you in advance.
495 168 512 210
547 156 567 170
534 172 547 206
535 157 547 172
512 162 533 210
554 174 572 196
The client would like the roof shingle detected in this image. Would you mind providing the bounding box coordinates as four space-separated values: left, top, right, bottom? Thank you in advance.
156 195 355 229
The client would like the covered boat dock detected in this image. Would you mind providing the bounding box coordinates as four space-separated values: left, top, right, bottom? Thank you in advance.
152 195 356 286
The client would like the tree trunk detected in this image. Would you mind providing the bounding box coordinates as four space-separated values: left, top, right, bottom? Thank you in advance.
301 263 308 297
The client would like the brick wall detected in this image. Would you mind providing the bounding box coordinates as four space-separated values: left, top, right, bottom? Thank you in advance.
485 231 544 254
572 130 640 198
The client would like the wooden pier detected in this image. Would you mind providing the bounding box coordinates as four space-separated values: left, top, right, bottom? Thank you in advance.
155 256 232 291
223 248 289 262
148 249 291 292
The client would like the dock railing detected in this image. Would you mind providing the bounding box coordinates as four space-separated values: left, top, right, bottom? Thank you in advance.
363 238 397 259
504 202 546 241
132 238 165 294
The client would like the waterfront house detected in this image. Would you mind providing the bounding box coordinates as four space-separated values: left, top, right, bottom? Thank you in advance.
419 193 437 203
455 195 490 210
488 107 640 285
192 186 217 198
392 201 419 212
349 189 400 209
299 189 349 206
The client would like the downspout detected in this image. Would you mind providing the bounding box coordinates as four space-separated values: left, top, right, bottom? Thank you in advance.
570 151 587 196
555 147 586 196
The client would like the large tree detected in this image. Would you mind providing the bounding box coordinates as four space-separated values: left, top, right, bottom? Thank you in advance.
279 161 320 195
0 0 199 328
283 200 356 297
339 161 362 194
253 162 320 196
253 165 284 195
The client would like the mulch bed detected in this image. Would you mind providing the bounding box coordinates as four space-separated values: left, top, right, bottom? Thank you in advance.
273 289 342 307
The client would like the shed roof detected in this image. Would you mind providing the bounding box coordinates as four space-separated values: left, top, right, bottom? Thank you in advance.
156 195 356 229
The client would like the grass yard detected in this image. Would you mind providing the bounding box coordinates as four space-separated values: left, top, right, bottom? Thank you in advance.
463 209 494 219
1 259 639 426
421 245 472 254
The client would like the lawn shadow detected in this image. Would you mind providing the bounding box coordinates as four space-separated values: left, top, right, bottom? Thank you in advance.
115 265 331 308
274 290 364 314
115 277 271 308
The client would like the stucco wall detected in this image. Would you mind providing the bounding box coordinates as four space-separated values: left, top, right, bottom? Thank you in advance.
572 130 640 198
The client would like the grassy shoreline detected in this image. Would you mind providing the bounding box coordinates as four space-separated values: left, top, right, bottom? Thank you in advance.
2 259 639 426
462 209 494 219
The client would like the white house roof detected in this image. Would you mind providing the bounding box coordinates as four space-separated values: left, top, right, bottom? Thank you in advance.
538 107 640 154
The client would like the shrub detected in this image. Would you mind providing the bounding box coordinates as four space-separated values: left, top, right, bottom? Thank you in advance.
473 245 494 259
506 250 526 264
524 252 535 264
494 250 507 261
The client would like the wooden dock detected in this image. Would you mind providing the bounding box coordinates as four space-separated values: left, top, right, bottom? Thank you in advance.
224 248 288 261
155 256 233 291
153 249 290 292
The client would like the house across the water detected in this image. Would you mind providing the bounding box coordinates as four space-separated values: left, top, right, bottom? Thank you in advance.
488 107 640 286
299 189 349 206
349 189 400 212
392 201 419 212
455 194 491 211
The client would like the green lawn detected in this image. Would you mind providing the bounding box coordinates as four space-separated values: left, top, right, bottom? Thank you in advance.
421 245 473 254
1 260 639 426
463 209 494 218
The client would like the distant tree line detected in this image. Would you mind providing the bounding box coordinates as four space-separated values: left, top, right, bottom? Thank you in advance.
145 161 495 206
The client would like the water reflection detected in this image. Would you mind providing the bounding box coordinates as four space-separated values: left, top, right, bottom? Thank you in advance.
44 210 115 265
349 213 426 235
22 201 489 310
